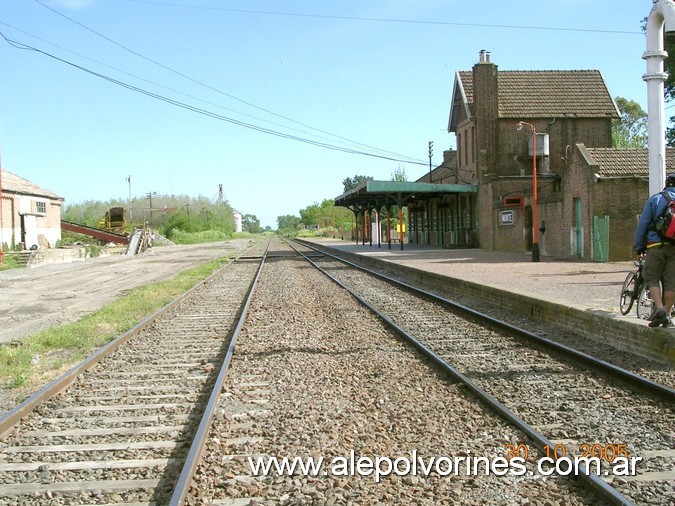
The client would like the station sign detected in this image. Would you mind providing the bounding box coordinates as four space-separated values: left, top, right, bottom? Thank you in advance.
501 210 514 226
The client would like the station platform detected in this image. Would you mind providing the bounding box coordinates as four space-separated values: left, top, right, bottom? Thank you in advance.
305 238 675 366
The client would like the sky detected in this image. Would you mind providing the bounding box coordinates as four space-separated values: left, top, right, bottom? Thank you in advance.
0 0 660 229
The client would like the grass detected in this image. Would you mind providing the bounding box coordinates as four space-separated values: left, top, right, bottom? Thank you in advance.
0 254 235 390
0 254 21 271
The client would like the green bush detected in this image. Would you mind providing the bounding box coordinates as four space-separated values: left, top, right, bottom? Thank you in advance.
168 229 232 244
297 229 320 238
85 244 104 258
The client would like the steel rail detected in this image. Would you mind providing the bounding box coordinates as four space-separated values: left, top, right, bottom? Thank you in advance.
168 239 271 506
288 240 635 506
294 239 675 403
0 240 262 435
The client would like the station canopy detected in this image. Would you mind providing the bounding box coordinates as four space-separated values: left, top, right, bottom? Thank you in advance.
334 180 477 210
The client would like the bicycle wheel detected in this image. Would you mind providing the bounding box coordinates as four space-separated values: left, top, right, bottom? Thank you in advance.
637 284 657 320
620 271 639 315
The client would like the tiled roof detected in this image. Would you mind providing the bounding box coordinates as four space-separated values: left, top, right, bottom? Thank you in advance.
1 170 63 200
457 70 618 119
458 70 473 103
583 147 675 177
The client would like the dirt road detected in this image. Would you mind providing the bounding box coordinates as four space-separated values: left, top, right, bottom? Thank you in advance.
0 239 254 344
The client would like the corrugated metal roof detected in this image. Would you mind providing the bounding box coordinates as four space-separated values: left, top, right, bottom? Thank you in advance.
1 170 64 200
584 147 675 177
457 69 619 119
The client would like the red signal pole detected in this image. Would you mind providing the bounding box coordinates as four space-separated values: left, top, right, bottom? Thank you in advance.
517 121 540 262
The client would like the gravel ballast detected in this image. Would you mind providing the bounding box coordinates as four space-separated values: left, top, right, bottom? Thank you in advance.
191 250 601 505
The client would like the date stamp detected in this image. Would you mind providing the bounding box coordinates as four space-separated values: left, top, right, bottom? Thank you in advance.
504 442 630 462
503 442 642 477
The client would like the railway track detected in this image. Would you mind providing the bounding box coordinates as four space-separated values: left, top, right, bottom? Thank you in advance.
285 239 673 505
191 239 603 505
2 237 672 504
0 240 270 505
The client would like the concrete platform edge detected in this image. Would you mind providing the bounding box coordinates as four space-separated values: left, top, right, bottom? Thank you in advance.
307 241 675 366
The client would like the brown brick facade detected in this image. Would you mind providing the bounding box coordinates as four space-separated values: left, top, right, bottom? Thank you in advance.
445 52 647 261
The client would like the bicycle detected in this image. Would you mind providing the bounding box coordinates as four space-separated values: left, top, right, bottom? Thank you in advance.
620 257 674 320
620 257 646 316
636 283 657 321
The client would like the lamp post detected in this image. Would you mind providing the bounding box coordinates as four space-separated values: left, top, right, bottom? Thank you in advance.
517 121 540 262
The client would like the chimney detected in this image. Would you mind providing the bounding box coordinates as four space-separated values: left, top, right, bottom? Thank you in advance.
473 50 498 182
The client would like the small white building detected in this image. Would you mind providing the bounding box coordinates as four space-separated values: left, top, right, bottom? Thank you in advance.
233 211 242 233
1 170 64 249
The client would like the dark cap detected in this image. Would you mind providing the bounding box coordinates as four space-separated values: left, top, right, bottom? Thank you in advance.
666 174 675 187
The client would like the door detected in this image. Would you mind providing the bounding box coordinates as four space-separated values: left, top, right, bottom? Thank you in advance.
524 206 533 252
574 198 583 257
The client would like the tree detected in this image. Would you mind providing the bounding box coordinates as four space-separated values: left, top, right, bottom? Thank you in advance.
391 166 407 182
242 214 261 233
612 97 648 148
299 199 334 227
277 215 301 231
342 175 372 193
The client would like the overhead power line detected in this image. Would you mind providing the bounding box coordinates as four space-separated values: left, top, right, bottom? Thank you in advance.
130 0 643 36
0 32 427 166
1 20 415 156
33 0 423 164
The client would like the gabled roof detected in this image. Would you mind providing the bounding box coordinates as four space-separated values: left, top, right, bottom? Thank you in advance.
579 145 675 178
498 71 619 118
448 71 474 132
449 68 619 131
416 165 456 184
1 170 63 200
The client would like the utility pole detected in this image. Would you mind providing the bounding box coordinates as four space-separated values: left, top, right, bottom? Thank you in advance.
146 191 157 228
126 175 132 221
428 141 434 183
0 145 4 264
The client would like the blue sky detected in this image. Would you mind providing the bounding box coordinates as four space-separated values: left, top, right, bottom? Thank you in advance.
0 0 656 228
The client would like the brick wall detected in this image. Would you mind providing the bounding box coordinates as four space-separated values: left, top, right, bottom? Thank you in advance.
591 178 647 261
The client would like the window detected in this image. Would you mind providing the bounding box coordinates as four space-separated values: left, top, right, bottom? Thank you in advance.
471 127 476 163
464 130 468 166
36 201 46 214
457 133 462 167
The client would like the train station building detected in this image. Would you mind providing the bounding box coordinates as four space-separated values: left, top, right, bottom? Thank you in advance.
336 51 674 262
0 170 63 250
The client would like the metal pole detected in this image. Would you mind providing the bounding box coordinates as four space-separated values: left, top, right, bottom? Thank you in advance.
0 146 3 264
531 127 540 262
387 208 391 249
644 0 675 195
399 206 404 251
146 192 156 228
428 141 433 183
126 175 132 221
517 122 540 262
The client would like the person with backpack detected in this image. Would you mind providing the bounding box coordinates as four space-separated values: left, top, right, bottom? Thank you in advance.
634 174 675 327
